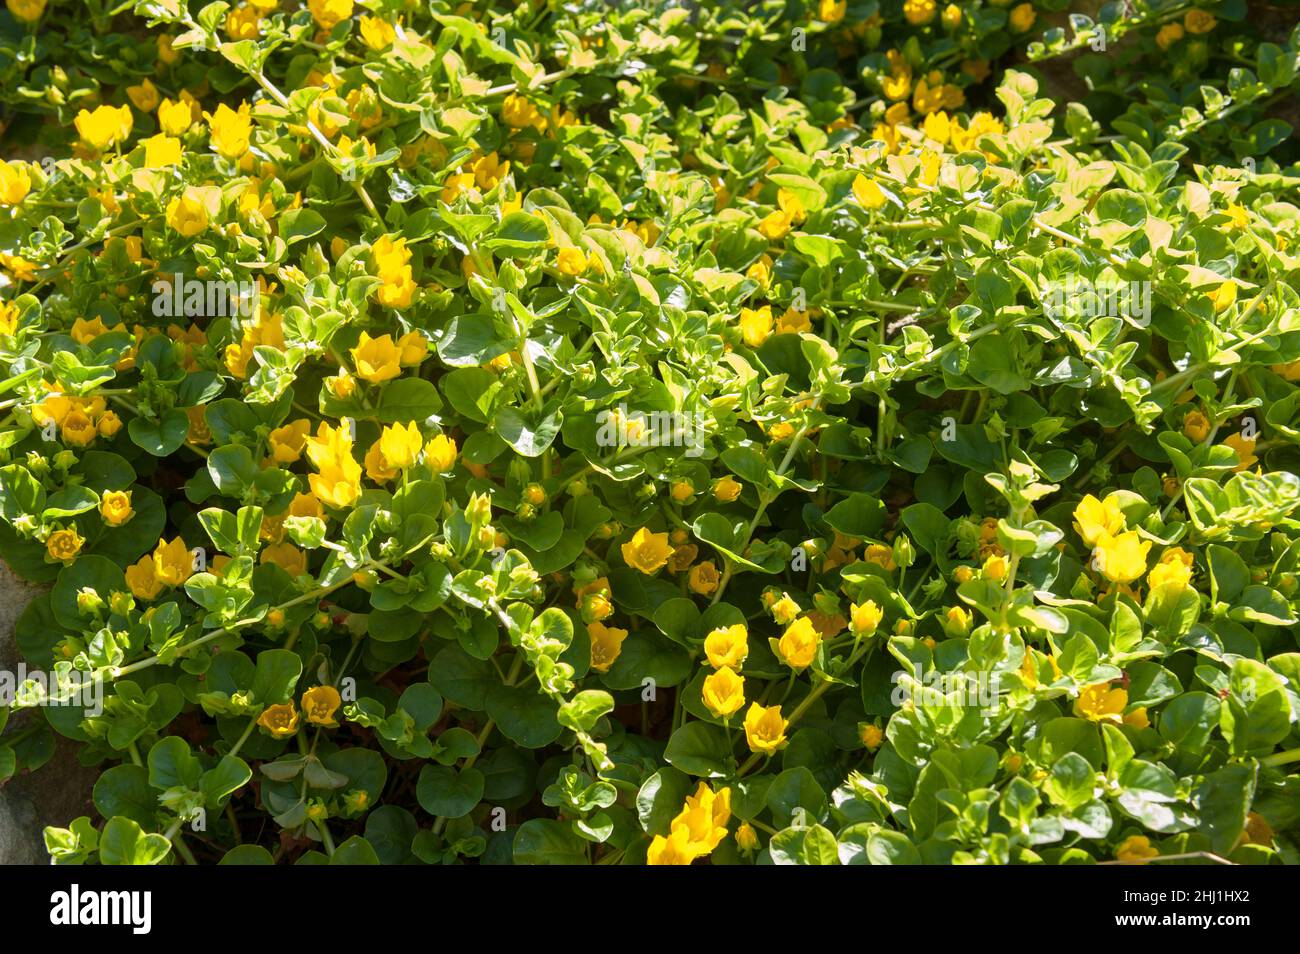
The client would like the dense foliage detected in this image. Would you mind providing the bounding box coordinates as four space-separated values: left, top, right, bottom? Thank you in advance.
0 0 1299 865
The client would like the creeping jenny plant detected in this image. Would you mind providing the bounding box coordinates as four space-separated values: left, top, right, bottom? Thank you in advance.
0 0 1299 865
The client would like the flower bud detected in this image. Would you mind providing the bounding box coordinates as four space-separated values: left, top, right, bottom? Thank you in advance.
76 587 105 617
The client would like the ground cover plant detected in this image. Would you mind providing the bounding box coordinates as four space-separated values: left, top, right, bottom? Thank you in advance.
0 0 1298 866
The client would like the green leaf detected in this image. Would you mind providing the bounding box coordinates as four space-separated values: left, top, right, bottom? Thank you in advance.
376 378 443 422
512 818 588 864
416 765 485 818
280 209 327 244
128 408 190 456
98 816 171 866
663 722 733 778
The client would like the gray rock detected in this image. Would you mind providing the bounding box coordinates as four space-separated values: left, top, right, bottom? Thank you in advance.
0 788 42 865
0 560 98 865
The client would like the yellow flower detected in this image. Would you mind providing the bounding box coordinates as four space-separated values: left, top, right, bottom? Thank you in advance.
1208 280 1236 313
141 133 181 168
860 723 884 749
702 666 746 719
1008 3 1035 32
817 0 846 22
646 827 698 865
1156 22 1184 50
588 621 629 673
61 410 98 447
0 161 32 205
1116 834 1159 863
319 369 354 401
852 174 887 210
1073 493 1126 546
712 476 742 502
366 422 422 482
288 492 324 521
441 172 476 203
904 0 936 25
371 236 416 308
736 822 759 852
6 0 45 22
305 419 354 473
1224 204 1250 231
100 490 134 527
398 331 427 365
157 98 193 136
670 782 731 856
881 68 913 102
153 536 195 587
557 247 588 276
704 624 749 669
261 541 307 577
126 554 164 600
91 407 120 439
1183 9 1216 34
1074 682 1128 723
942 605 972 636
621 527 673 575
381 421 423 470
922 110 951 146
758 209 792 240
1223 432 1258 471
166 185 221 237
743 702 789 756
1124 707 1150 729
74 104 133 151
311 463 362 509
257 702 300 739
688 561 719 596
302 685 342 727
850 600 883 635
1093 530 1151 584
157 34 178 64
268 419 312 464
775 616 820 670
768 593 799 627
308 0 353 30
45 527 84 565
739 305 773 347
775 307 812 336
306 422 362 508
777 188 806 225
205 102 253 159
358 15 395 49
350 331 403 383
1183 409 1211 442
864 543 897 570
225 4 261 39
941 4 961 29
670 480 693 503
1147 547 1194 593
425 434 458 473
472 151 509 191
